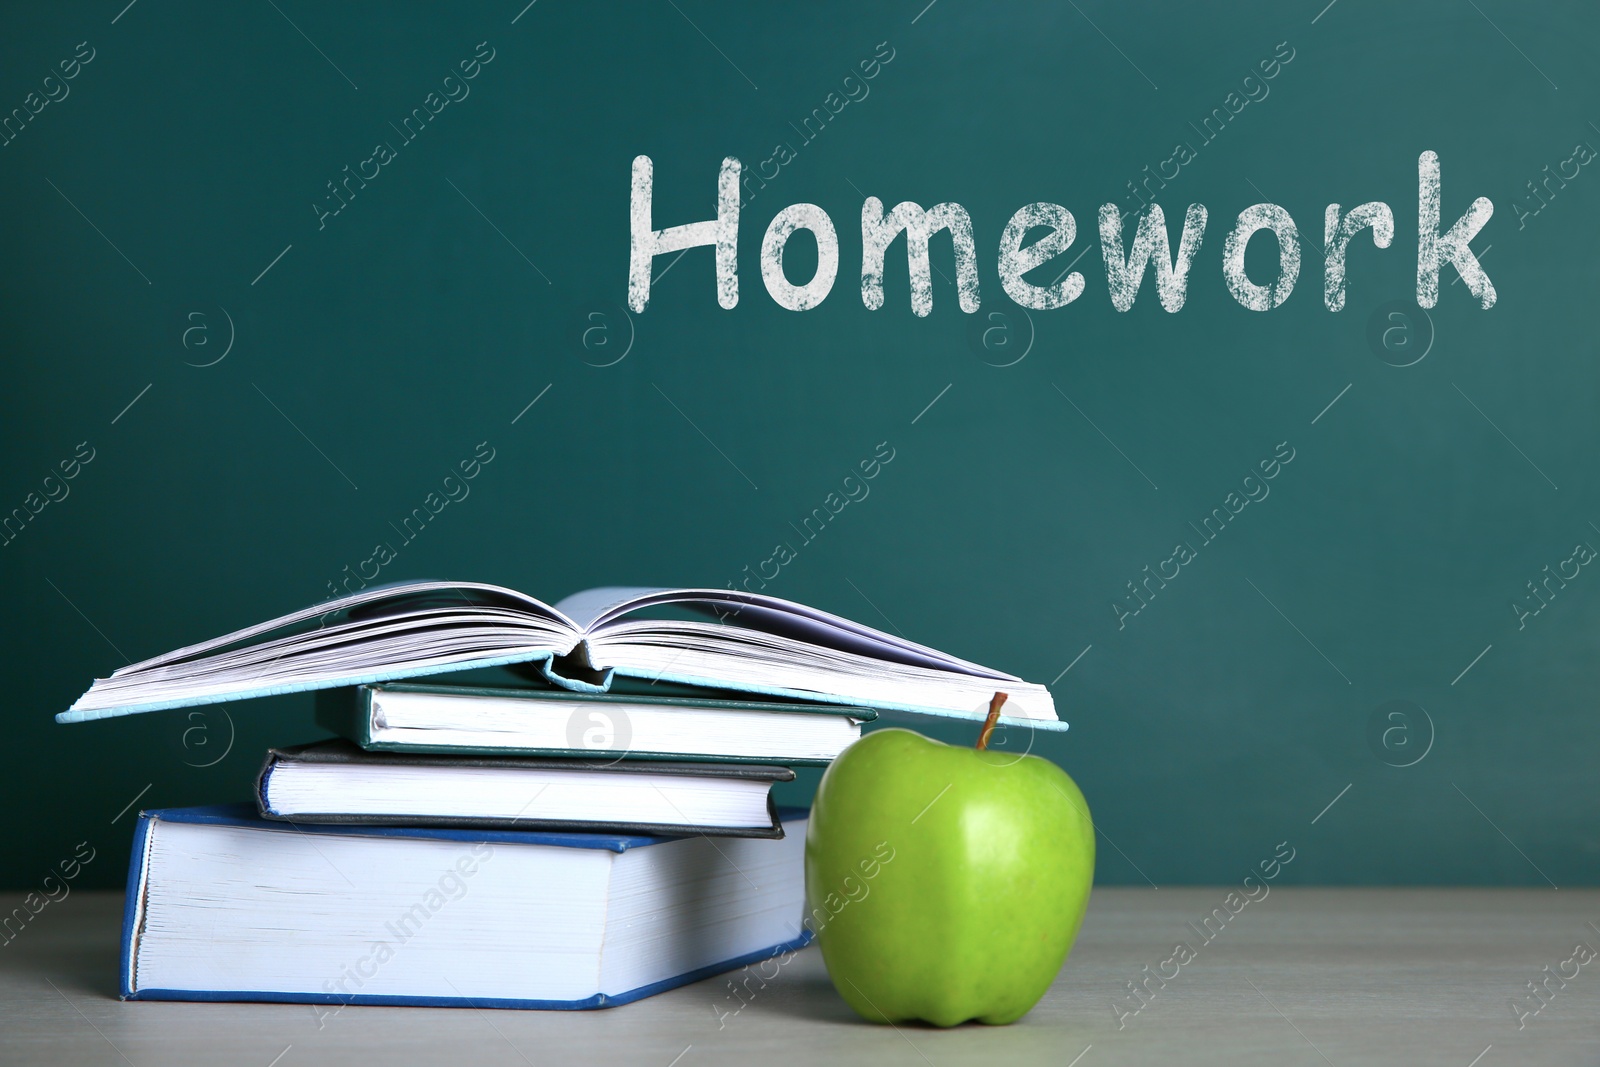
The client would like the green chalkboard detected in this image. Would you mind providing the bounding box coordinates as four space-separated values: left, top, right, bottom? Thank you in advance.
2 1 1596 890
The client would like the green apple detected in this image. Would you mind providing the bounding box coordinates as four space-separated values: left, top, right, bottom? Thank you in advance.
804 699 1094 1026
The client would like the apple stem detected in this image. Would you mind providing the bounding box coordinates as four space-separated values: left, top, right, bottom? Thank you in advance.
976 692 1008 750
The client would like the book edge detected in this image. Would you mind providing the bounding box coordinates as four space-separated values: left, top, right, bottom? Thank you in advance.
138 804 808 850
365 681 880 719
122 929 815 1010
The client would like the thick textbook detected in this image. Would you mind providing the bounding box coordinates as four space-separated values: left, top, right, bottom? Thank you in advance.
60 581 1063 728
121 805 810 1009
257 739 793 837
317 683 874 765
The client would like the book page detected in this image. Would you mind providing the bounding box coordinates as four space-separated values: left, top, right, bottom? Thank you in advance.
118 580 576 675
559 587 1013 679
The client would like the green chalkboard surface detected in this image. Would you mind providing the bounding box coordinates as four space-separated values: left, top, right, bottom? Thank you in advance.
3 1 1596 890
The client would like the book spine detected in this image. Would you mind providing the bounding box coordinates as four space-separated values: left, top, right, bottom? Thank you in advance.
254 751 277 817
763 790 782 837
314 686 373 748
119 812 157 999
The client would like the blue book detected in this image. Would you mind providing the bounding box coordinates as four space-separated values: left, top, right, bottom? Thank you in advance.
121 805 810 1010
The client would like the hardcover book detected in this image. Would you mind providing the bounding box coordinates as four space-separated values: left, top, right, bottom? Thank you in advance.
59 581 1063 729
257 739 794 837
121 805 810 1009
316 683 875 765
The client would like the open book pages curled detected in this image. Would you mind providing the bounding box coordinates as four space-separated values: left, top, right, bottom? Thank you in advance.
58 581 1063 730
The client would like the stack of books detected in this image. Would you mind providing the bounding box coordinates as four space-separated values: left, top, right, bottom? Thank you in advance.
63 581 1064 1011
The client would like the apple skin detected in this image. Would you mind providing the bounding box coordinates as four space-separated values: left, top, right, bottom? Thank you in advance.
804 727 1094 1026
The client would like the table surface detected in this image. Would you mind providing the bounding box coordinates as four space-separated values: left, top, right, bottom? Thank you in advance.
2 887 1595 1066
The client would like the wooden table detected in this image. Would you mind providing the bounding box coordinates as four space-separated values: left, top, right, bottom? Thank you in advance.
3 888 1594 1065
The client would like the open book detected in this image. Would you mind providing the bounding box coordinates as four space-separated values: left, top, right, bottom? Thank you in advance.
58 581 1064 729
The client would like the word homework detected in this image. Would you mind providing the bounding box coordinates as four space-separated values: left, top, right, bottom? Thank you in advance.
628 151 1496 316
